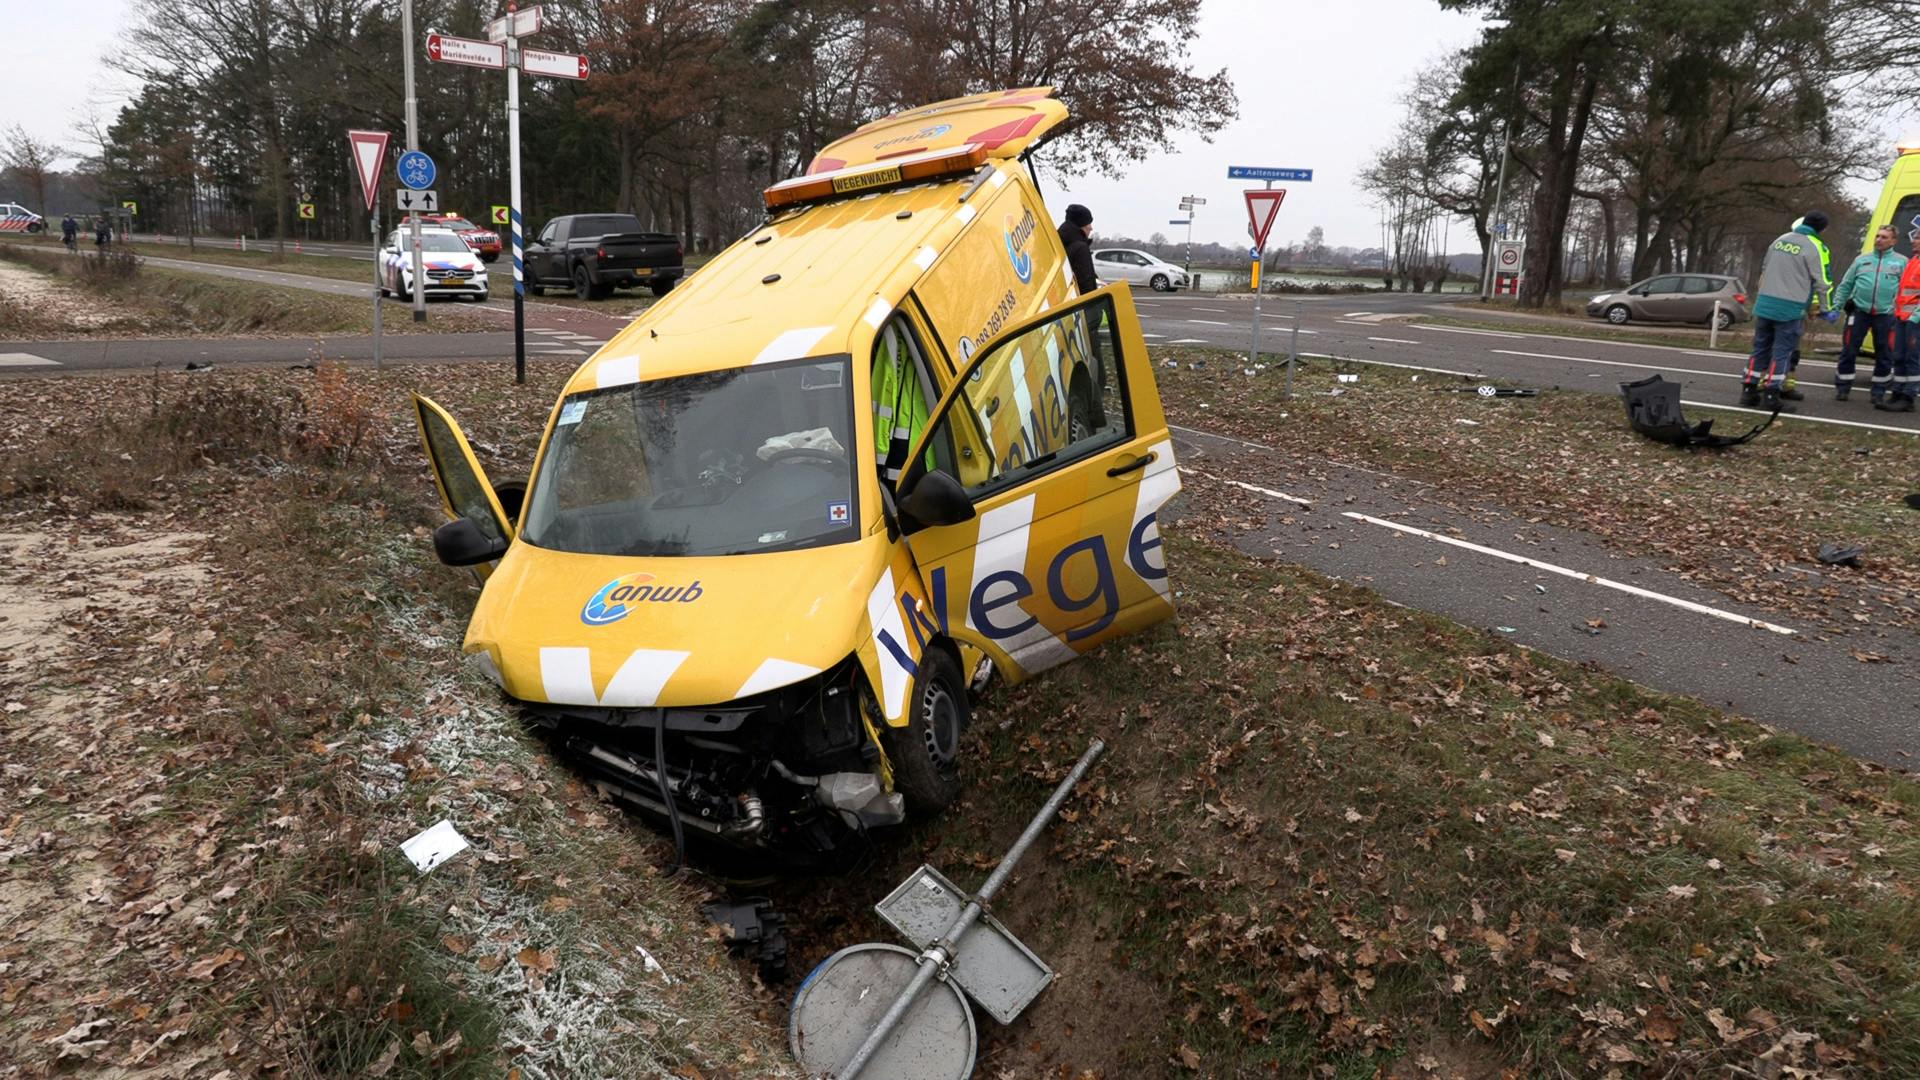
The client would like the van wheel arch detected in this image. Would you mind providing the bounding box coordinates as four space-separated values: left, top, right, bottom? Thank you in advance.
879 640 970 816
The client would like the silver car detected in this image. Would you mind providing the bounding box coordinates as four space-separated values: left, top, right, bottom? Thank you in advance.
1586 274 1749 329
1091 247 1190 292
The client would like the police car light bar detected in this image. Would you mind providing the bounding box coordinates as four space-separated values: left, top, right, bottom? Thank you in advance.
764 144 991 210
1899 137 1920 156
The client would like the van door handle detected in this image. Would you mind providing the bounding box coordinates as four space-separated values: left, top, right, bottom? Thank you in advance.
982 397 1000 418
1106 451 1156 477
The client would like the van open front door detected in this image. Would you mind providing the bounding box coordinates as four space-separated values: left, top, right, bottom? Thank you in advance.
412 394 516 578
890 286 1180 683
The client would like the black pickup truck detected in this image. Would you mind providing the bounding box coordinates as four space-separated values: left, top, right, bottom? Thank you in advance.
523 213 683 300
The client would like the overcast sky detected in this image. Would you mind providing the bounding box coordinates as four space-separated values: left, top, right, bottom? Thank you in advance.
3 0 1903 250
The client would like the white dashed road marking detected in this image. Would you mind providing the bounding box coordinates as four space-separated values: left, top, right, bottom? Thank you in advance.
0 353 59 367
1341 510 1798 635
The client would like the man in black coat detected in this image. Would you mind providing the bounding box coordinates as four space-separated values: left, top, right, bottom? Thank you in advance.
1057 203 1097 294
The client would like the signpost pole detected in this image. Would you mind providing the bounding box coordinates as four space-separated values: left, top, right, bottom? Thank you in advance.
508 9 526 385
371 206 384 370
401 0 426 323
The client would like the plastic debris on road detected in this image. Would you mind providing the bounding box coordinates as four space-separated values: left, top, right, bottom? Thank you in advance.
400 819 470 873
1817 542 1865 568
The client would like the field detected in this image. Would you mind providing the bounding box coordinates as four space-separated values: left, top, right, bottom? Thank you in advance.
2 357 1916 1076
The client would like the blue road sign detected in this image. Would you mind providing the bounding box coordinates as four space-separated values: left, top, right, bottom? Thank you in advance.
1170 218 1191 225
1249 246 1261 260
1229 166 1313 182
396 150 437 191
1495 222 1509 237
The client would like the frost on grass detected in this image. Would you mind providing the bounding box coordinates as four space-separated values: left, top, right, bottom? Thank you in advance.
353 576 787 1077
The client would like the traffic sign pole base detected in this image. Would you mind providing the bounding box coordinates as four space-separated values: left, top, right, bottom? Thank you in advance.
413 308 427 323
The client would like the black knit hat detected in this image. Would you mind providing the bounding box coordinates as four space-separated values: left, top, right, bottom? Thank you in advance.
1802 209 1829 233
1065 204 1093 228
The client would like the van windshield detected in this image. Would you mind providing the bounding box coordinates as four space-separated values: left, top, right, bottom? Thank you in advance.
520 358 860 557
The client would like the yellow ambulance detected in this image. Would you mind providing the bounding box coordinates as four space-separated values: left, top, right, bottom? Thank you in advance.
413 88 1180 865
1861 137 1920 252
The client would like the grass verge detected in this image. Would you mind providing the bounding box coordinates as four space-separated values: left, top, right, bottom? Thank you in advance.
0 242 489 336
2 235 668 318
0 362 787 1076
776 526 1920 1076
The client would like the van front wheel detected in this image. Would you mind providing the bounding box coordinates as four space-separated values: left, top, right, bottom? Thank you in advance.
882 647 968 816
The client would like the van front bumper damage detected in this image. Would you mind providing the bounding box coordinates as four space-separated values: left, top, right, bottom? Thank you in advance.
518 656 902 865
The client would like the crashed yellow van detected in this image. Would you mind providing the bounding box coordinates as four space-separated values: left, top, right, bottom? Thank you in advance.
413 88 1180 864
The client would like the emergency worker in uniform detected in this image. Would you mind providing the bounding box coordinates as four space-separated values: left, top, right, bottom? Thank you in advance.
1832 224 1907 402
1780 217 1834 401
1741 211 1835 411
871 320 930 483
1886 231 1920 413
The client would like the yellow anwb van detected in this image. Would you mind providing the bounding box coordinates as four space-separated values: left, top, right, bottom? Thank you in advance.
413 88 1181 865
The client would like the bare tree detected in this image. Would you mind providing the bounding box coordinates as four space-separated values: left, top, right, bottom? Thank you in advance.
2 126 63 216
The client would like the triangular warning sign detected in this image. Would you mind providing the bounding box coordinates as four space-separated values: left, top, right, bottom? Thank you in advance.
347 130 391 213
1244 189 1287 251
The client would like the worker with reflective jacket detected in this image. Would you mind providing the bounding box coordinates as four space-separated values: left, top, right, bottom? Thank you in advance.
871 320 931 483
1887 231 1920 413
1833 224 1908 402
1741 211 1835 411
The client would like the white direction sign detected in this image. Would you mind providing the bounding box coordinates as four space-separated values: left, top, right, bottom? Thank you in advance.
347 130 391 213
427 33 506 69
1186 197 1208 205
521 47 589 80
396 188 440 214
487 5 543 42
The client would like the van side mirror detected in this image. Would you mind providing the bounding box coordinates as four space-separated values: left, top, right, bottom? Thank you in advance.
897 470 976 531
433 517 509 566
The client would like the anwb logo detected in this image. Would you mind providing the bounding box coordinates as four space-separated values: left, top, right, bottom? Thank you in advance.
581 573 705 626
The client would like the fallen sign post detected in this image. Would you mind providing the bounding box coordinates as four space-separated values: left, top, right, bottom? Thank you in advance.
427 3 591 384
347 129 392 370
1244 188 1287 387
790 740 1107 1079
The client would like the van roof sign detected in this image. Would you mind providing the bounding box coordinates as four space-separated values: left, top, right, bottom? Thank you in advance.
807 87 1067 175
765 144 990 209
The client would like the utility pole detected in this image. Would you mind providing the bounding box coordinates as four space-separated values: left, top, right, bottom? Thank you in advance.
401 0 427 323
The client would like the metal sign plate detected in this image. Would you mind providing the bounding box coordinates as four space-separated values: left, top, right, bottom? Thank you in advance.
875 864 1054 1025
789 943 976 1080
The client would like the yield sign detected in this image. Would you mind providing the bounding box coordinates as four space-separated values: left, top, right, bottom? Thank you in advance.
347 130 391 213
1244 189 1286 251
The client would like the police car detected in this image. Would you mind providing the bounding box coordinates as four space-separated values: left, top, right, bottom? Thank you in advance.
379 227 489 301
0 204 45 234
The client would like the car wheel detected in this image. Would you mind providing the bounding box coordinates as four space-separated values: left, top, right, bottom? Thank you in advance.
1605 304 1630 325
527 282 544 297
881 646 968 816
650 277 677 298
1068 371 1101 442
481 253 497 263
1150 273 1171 292
476 291 489 303
573 263 593 301
1714 308 1734 331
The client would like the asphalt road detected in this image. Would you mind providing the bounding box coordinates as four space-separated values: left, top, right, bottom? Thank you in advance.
1168 424 1920 768
1131 291 1920 435
0 253 638 375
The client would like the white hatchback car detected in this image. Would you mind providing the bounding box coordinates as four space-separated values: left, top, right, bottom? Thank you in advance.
1091 247 1189 291
380 227 490 301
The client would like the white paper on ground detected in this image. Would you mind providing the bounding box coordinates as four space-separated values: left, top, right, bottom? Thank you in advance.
401 819 469 872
